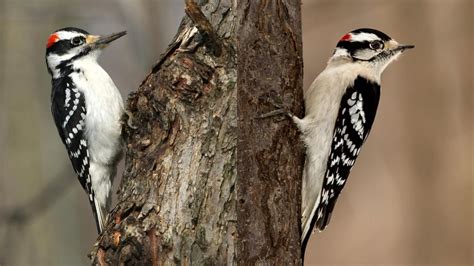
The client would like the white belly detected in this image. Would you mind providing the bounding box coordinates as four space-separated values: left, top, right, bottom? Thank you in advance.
71 58 124 165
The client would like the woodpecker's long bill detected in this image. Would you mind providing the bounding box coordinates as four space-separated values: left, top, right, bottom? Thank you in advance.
46 27 126 233
293 28 414 255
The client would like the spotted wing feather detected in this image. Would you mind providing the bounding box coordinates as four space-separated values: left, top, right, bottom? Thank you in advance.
315 76 380 231
51 76 100 231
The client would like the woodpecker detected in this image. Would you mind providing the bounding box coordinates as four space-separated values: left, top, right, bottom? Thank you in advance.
290 28 414 253
46 27 126 233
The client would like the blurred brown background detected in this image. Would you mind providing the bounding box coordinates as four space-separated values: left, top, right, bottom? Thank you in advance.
302 0 472 265
0 0 471 265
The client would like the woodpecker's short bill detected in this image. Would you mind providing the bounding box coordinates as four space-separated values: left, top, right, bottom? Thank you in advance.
291 28 414 253
46 27 126 233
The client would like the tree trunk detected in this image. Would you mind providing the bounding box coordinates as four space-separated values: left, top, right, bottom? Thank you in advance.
235 0 304 264
90 0 303 265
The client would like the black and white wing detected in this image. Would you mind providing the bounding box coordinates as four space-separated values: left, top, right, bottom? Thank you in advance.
316 76 380 230
50 77 100 231
302 75 380 249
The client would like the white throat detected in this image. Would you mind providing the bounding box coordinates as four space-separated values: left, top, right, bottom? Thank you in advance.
47 49 101 79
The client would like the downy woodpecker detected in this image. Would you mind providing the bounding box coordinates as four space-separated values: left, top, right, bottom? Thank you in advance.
46 27 126 233
295 28 414 252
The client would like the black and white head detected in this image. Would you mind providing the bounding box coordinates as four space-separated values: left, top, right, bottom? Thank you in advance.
330 28 414 76
45 27 126 78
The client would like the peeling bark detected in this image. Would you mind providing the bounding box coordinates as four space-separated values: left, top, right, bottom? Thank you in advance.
90 0 303 265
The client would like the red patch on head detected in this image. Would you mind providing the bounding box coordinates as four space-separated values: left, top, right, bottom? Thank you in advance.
340 33 351 41
46 33 59 48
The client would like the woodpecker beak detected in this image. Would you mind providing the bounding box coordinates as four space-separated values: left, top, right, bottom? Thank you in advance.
395 44 415 51
384 40 415 53
86 31 127 49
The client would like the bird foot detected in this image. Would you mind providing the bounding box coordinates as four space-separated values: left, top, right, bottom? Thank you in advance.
257 108 290 119
256 95 293 120
123 110 138 129
177 26 201 53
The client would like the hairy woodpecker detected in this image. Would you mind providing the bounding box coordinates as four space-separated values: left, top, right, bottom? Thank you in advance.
46 27 126 233
294 28 414 252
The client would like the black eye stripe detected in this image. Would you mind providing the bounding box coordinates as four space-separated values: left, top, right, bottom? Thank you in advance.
46 36 85 55
336 40 370 52
46 39 74 55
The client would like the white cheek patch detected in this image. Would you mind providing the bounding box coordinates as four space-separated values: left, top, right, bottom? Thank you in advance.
46 46 83 78
352 49 378 61
333 48 350 58
349 32 380 42
47 53 75 77
48 53 75 65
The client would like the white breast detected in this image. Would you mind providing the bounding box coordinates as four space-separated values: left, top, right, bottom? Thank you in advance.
70 56 124 165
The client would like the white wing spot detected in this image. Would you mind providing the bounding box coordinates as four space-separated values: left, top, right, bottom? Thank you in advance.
327 173 335 184
63 115 71 128
336 177 345 185
65 88 71 107
317 209 323 220
334 139 343 149
348 98 356 106
346 91 366 138
321 189 329 204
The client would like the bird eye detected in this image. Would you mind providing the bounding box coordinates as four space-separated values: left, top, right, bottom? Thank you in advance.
369 40 384 50
71 37 84 46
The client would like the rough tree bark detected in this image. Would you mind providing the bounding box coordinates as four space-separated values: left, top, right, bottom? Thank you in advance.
236 0 304 264
90 0 303 265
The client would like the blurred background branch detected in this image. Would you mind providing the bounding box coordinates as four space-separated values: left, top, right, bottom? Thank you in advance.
0 169 73 265
0 170 72 226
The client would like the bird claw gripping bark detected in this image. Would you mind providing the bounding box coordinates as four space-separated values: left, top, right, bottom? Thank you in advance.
177 26 201 53
256 95 294 121
123 110 138 129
